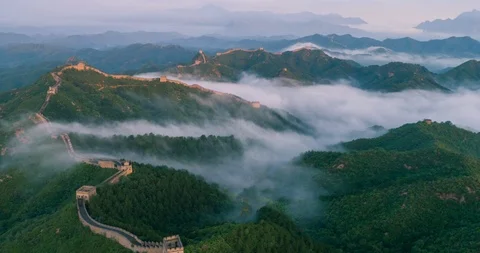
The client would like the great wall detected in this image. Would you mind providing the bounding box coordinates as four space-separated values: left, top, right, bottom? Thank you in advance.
215 47 265 56
63 61 261 109
31 63 185 253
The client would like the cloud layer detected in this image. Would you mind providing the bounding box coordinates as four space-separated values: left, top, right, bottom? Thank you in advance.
8 75 480 219
282 42 478 71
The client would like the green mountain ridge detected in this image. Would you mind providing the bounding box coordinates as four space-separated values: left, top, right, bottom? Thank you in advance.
68 133 244 164
0 44 198 92
169 48 451 92
297 120 480 252
437 60 480 89
3 43 480 93
3 118 480 252
343 120 480 157
0 63 310 134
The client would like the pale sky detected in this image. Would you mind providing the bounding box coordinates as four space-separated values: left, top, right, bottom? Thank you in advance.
0 0 478 32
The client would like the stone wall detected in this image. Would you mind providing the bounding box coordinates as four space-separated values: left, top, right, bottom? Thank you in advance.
98 161 116 169
77 200 163 253
60 62 156 82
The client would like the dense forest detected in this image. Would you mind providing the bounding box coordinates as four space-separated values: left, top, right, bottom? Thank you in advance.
170 49 449 92
0 67 310 134
88 164 233 241
87 163 337 252
2 121 480 252
296 121 480 252
69 133 244 164
0 163 129 252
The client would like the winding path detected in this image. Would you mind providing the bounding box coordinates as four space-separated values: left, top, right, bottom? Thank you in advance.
32 66 176 252
77 199 144 246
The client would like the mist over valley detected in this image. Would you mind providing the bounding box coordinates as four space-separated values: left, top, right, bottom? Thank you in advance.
2 2 480 252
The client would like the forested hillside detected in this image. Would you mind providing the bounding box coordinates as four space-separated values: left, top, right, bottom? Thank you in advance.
0 65 310 134
170 48 449 92
437 60 480 89
69 133 244 164
88 164 336 253
297 121 480 252
343 120 480 157
0 44 197 91
0 163 129 253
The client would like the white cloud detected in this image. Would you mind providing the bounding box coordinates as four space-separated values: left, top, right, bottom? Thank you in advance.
281 43 478 71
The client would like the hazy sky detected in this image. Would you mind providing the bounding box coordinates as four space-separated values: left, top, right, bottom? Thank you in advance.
0 0 478 33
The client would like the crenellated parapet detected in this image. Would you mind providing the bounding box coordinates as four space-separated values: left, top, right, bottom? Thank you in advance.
163 235 184 253
60 62 157 82
215 47 265 57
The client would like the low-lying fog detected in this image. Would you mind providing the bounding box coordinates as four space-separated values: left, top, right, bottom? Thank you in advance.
10 75 480 220
281 42 477 72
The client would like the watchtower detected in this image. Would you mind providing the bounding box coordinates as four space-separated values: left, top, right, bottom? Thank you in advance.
117 160 133 175
423 119 433 125
251 101 261 109
76 186 97 201
163 235 184 253
47 86 58 95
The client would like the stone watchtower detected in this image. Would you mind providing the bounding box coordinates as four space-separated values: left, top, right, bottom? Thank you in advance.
47 87 58 95
163 235 184 253
76 186 97 201
117 160 133 175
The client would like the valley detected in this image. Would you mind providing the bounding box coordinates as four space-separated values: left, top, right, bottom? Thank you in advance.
2 14 480 251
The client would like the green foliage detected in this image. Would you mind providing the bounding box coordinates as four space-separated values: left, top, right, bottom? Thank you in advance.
0 204 130 253
0 163 115 232
0 74 54 120
0 68 309 133
69 133 244 164
0 62 62 92
0 163 124 252
186 207 337 253
298 121 480 252
171 49 448 92
438 60 480 89
88 164 232 241
0 43 196 91
343 121 480 158
357 62 448 92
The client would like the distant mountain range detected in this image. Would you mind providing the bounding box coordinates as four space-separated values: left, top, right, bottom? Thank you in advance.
0 44 199 91
416 10 480 36
3 31 480 59
2 42 480 92
168 47 480 92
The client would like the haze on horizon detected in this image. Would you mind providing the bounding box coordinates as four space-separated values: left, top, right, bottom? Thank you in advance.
1 0 479 38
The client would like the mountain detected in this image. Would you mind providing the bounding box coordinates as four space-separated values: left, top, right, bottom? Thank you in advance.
169 48 449 92
437 60 480 89
68 133 244 164
416 10 480 36
0 44 74 68
0 62 310 134
47 31 186 49
382 36 480 56
169 34 480 58
0 160 332 253
356 62 447 92
298 120 480 252
0 32 34 45
343 120 480 157
0 44 198 91
74 44 197 74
